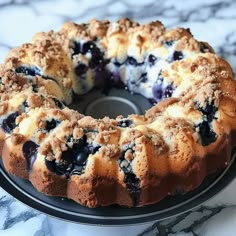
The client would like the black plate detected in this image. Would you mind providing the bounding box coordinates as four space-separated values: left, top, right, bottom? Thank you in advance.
1 149 236 225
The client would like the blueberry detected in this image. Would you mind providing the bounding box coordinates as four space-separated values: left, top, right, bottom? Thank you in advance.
22 101 29 113
32 84 39 92
196 101 217 121
164 84 174 98
124 171 140 205
118 147 140 206
16 66 58 85
126 56 137 66
45 119 60 132
15 66 41 76
70 150 89 176
126 56 143 66
89 55 104 69
72 41 81 57
22 140 39 170
200 42 211 53
81 41 99 55
71 135 87 150
152 72 175 102
75 63 88 76
1 112 19 133
113 60 123 66
119 159 132 174
169 51 184 62
195 101 218 146
196 121 217 146
163 40 175 47
45 150 73 176
148 54 157 66
90 47 103 58
52 98 64 109
55 152 73 175
76 41 109 74
117 119 133 128
45 159 57 173
45 134 100 177
73 151 88 165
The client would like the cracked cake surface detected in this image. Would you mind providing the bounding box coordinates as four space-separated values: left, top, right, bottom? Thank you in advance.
0 18 236 207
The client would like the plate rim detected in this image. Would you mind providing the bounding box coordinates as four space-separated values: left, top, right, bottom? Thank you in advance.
0 150 236 225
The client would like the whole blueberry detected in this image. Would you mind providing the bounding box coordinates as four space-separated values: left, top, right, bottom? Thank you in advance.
148 54 157 66
22 140 39 170
81 41 100 55
73 151 88 165
1 112 19 133
163 40 175 47
45 119 60 132
164 84 174 98
117 119 133 128
169 51 184 62
45 159 57 173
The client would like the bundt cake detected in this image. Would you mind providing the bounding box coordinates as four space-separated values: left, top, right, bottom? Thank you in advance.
0 18 236 207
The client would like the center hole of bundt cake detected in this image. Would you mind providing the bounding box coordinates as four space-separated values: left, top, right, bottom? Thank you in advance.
69 88 152 119
85 96 139 118
67 39 181 118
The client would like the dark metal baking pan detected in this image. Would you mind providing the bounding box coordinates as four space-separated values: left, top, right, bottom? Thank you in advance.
1 148 235 226
69 88 153 119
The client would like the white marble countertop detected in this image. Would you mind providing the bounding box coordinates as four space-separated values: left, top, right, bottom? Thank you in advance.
0 0 236 235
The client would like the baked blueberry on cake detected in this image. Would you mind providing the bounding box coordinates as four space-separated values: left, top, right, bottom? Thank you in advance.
0 18 236 207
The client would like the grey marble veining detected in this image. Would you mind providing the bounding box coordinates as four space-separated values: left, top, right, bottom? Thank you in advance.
0 0 236 235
